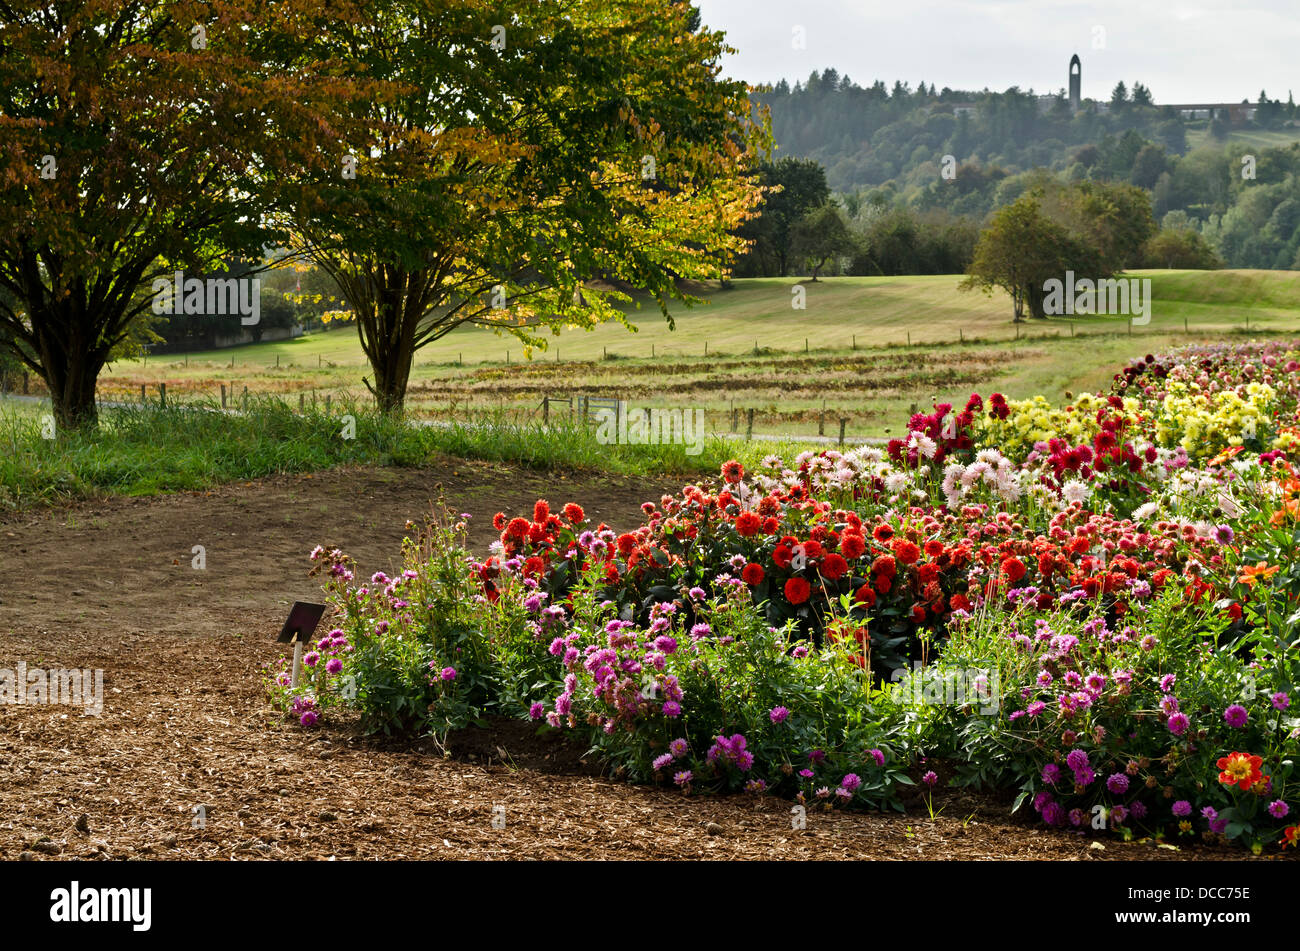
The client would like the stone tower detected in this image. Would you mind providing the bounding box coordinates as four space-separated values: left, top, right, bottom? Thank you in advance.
1069 54 1081 112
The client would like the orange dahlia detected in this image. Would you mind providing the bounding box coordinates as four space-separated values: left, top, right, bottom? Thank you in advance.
1216 751 1265 791
1237 562 1280 586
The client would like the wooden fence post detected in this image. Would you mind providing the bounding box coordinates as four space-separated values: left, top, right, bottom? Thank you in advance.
221 383 227 409
159 382 166 408
746 408 753 439
839 419 847 446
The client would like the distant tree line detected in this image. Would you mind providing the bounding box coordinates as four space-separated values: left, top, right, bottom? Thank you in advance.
732 158 978 279
731 73 1300 275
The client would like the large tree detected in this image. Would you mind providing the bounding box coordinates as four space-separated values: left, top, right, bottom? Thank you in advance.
963 179 1155 320
789 202 858 280
291 0 767 413
0 0 366 428
733 157 830 277
961 196 1092 321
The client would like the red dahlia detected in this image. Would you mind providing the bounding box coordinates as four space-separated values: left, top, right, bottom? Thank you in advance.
1002 557 1027 583
871 554 897 577
741 563 765 586
891 539 921 565
784 576 812 604
854 584 877 608
821 554 848 580
840 533 867 560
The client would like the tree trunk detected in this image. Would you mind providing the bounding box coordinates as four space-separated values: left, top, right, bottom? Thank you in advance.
358 282 418 415
1026 281 1048 319
369 340 412 415
32 300 107 431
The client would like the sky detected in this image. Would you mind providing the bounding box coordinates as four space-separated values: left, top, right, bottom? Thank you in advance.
694 0 1300 105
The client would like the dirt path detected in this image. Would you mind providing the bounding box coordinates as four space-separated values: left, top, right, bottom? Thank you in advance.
0 463 1279 860
0 460 670 637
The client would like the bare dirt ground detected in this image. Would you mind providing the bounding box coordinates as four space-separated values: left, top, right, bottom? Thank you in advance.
0 463 1285 860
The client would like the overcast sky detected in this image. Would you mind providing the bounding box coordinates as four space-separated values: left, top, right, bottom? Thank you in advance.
695 0 1300 105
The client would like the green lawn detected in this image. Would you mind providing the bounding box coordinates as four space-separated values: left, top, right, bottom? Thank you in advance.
80 269 1300 438
1184 126 1300 152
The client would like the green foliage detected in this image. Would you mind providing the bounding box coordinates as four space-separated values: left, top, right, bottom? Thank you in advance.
789 202 860 279
732 158 831 277
963 180 1157 320
924 589 1298 848
1143 227 1223 269
293 0 767 412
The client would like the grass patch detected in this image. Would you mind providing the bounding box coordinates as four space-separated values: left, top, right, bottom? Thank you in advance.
0 397 797 512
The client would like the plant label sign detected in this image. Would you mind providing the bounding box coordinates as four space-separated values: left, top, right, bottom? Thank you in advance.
278 601 327 687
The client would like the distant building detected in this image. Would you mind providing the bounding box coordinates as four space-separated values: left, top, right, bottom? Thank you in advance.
1037 94 1060 115
1069 54 1081 112
1165 103 1257 122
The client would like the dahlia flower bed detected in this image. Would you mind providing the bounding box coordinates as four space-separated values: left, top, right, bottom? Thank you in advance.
270 339 1300 853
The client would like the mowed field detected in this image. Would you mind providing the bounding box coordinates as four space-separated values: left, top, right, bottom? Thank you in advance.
68 269 1300 438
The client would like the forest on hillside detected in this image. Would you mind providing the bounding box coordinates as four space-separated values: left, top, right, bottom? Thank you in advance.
740 73 1300 274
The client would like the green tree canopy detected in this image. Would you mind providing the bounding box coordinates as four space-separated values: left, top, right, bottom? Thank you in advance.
789 202 858 280
733 157 830 277
290 0 767 411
